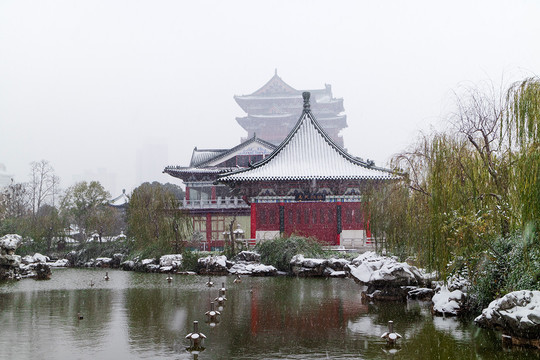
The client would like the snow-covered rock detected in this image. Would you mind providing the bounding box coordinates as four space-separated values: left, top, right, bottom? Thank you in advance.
290 254 329 277
408 287 435 301
431 274 470 316
328 258 350 271
95 257 112 267
121 260 136 271
347 251 425 286
146 264 161 272
0 234 22 255
21 255 34 265
48 259 69 267
234 251 260 263
0 254 21 268
475 290 540 339
159 254 183 268
432 285 466 316
32 253 49 263
35 262 51 280
249 264 278 276
160 266 173 273
327 270 347 278
198 255 228 275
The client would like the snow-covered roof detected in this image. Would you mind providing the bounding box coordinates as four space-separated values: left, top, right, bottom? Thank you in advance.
109 189 129 207
163 135 276 179
197 135 275 167
219 92 399 183
190 148 228 167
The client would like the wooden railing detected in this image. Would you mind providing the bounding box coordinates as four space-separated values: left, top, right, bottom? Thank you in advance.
182 196 249 209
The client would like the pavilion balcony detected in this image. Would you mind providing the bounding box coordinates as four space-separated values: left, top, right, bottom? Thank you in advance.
181 196 249 209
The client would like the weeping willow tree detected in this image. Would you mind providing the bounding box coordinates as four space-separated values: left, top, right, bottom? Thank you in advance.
127 182 192 257
367 82 515 276
507 77 540 238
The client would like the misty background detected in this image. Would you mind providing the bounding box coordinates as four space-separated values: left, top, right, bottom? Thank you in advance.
1 0 539 196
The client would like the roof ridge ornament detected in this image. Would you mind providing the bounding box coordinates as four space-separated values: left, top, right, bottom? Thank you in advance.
303 91 310 111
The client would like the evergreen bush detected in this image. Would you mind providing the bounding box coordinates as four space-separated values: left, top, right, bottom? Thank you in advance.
255 235 324 272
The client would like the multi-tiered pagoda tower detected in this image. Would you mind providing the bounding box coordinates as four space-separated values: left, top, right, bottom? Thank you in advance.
234 70 347 148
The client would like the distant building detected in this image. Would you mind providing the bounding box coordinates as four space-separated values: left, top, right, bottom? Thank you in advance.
109 189 129 210
234 70 347 147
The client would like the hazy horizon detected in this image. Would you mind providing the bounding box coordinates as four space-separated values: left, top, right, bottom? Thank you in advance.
1 0 539 197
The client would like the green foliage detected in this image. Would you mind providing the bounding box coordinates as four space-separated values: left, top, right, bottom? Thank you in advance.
180 250 203 272
127 182 192 255
255 235 324 272
61 181 111 240
469 233 540 310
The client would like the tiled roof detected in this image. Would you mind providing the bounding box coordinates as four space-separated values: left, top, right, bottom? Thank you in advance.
164 166 235 176
196 135 275 167
190 148 228 167
219 92 399 183
109 190 129 207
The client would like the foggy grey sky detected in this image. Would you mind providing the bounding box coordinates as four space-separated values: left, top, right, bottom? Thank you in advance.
1 0 539 196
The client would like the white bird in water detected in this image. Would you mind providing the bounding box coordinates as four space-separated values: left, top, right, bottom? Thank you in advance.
104 272 110 281
206 277 214 287
166 275 173 283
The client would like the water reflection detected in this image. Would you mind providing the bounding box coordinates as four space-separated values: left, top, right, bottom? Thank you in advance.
1 269 539 359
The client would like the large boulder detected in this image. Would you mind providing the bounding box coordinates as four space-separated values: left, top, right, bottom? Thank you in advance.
233 251 261 263
35 263 51 280
0 234 22 255
346 251 426 287
432 286 467 316
159 254 183 269
0 254 21 267
431 275 470 316
0 234 23 280
346 252 429 302
110 253 124 268
290 254 329 277
49 259 69 267
475 290 540 340
198 255 228 275
95 257 112 267
247 264 278 276
32 253 49 263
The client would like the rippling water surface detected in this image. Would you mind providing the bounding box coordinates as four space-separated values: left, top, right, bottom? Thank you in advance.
1 268 538 359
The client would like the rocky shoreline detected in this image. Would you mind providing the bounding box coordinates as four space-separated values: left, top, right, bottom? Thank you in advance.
3 233 540 347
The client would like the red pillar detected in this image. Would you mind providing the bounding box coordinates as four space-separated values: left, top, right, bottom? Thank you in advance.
206 213 212 244
185 186 190 201
211 186 216 203
250 203 257 239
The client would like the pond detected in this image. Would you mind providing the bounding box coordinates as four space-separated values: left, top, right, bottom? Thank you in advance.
0 269 538 360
